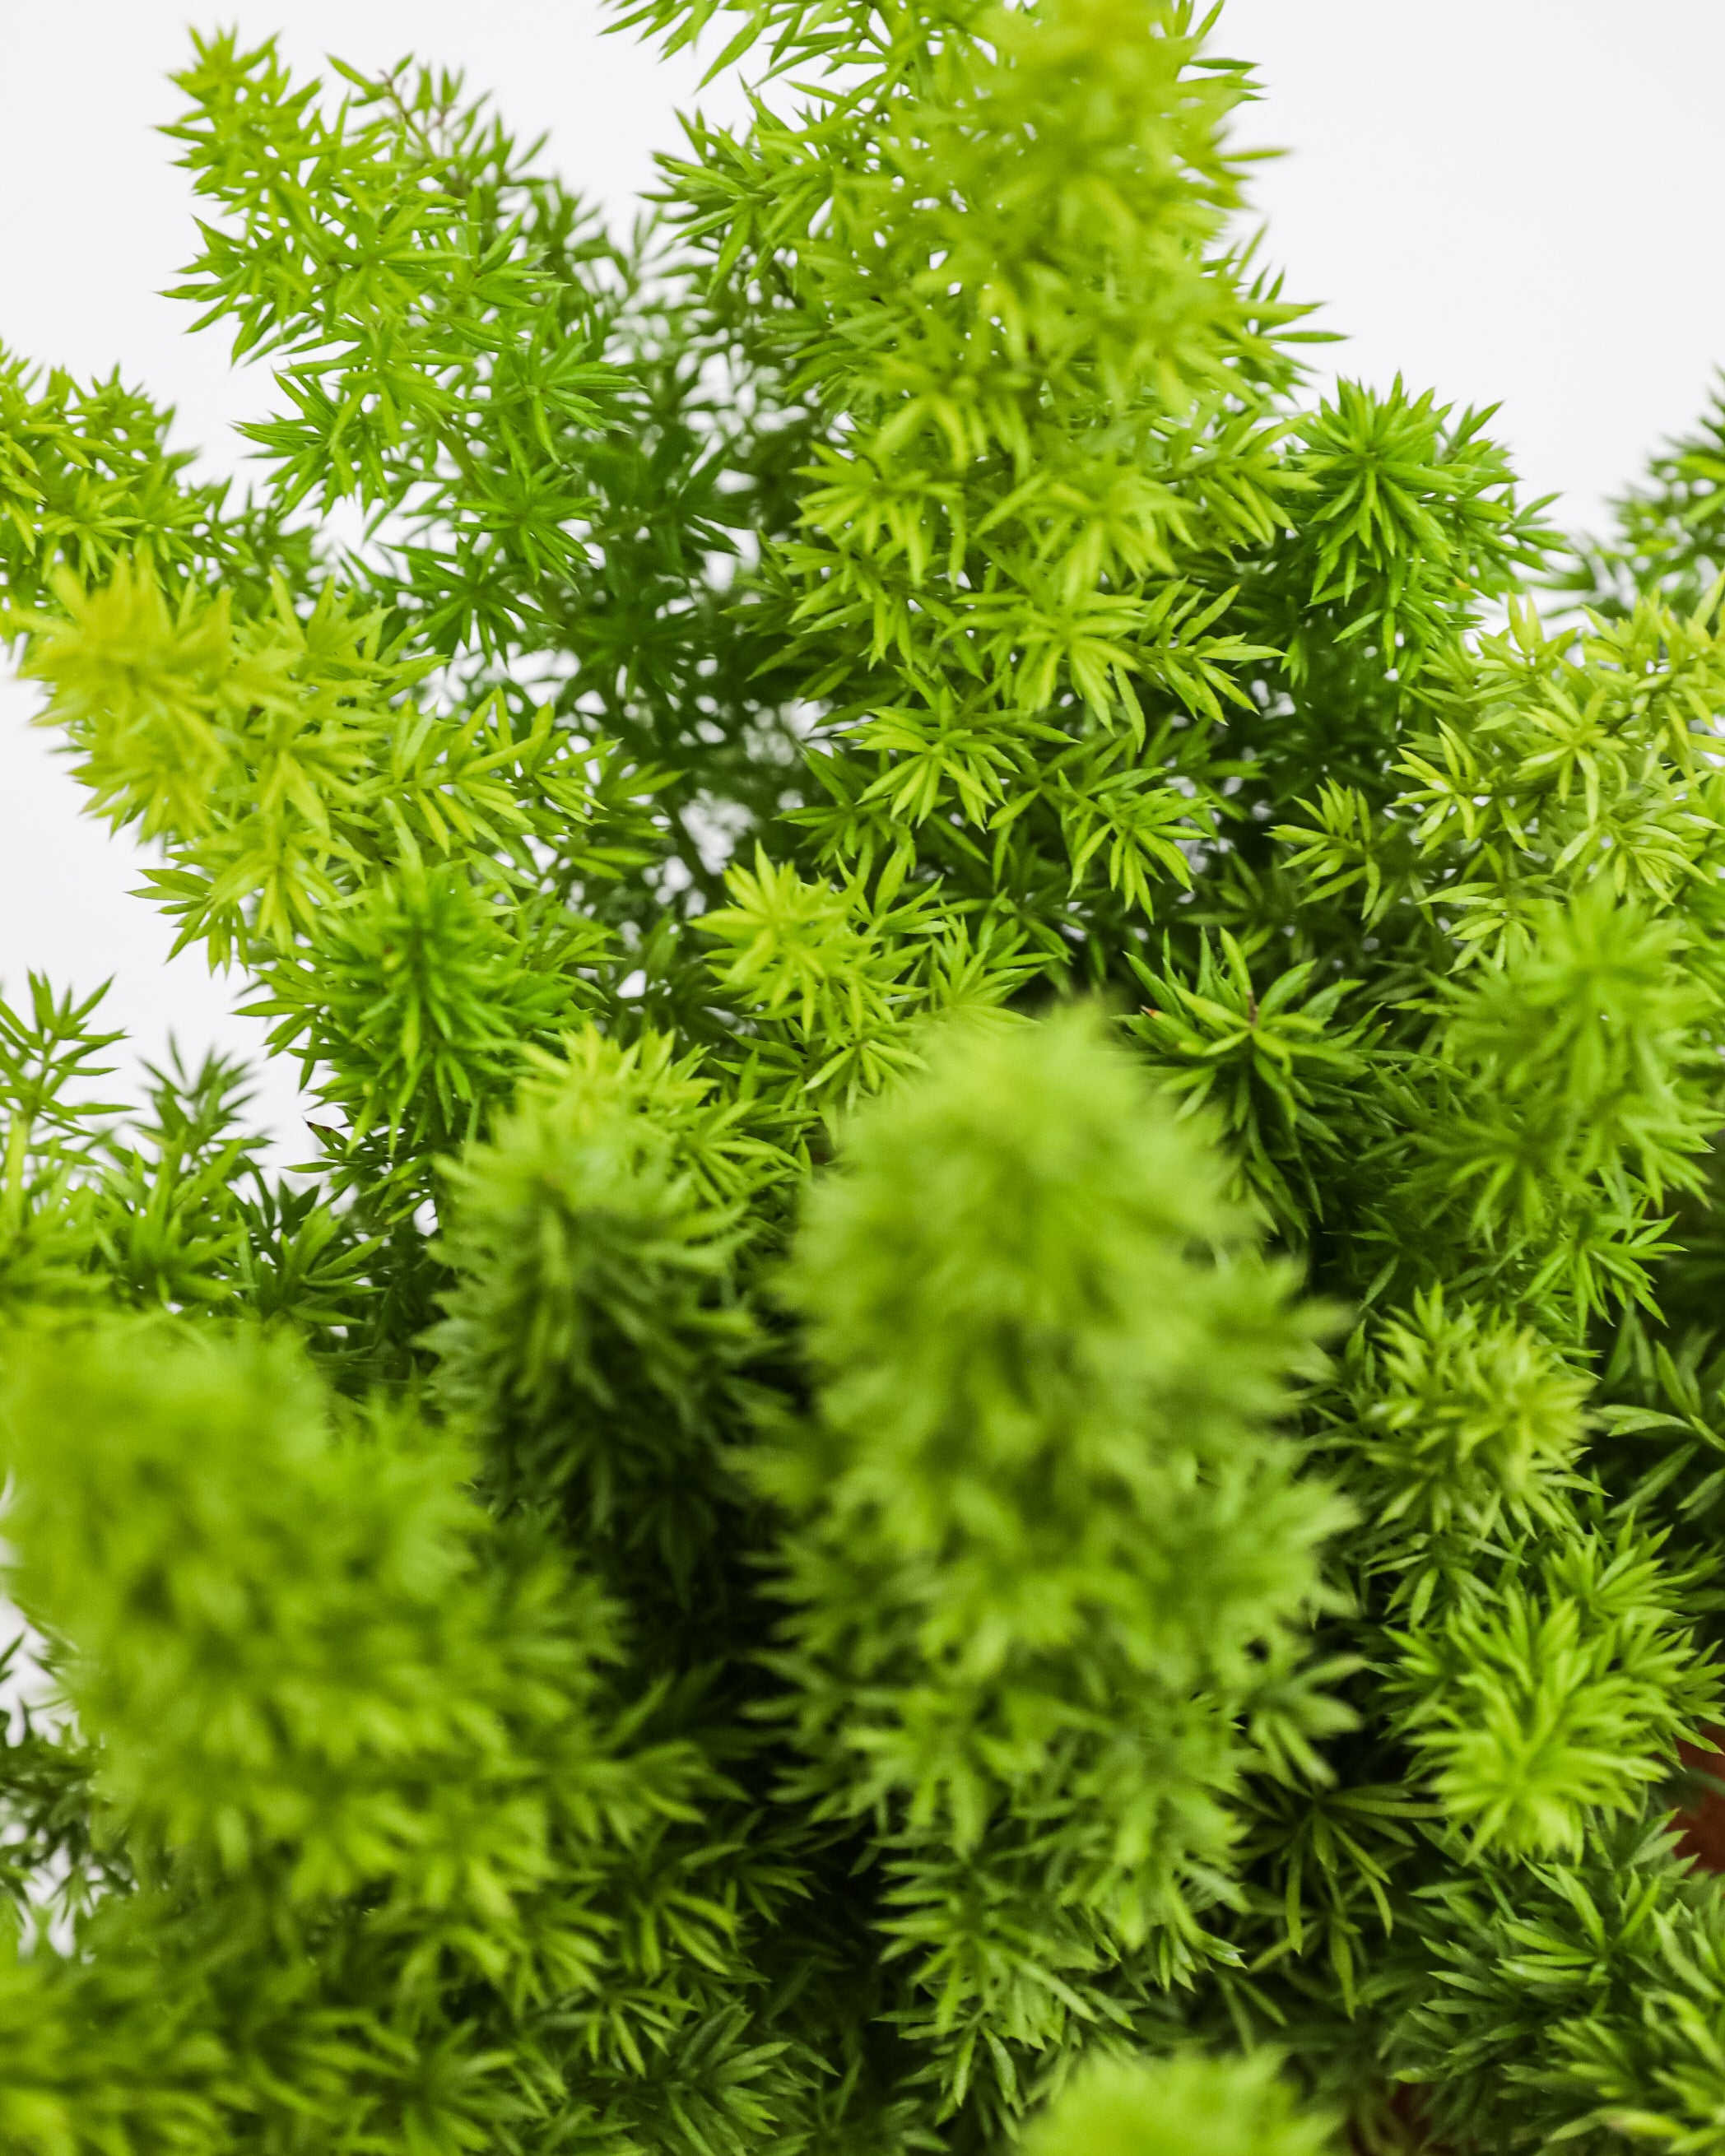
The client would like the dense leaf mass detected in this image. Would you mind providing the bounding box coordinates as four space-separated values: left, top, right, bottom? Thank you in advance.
2 4 1725 2152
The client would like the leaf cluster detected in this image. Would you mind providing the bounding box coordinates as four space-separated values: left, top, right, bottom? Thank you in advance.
3 4 1725 2154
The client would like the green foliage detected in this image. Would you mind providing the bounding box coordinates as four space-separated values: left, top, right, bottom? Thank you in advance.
0 1321 728 2156
430 1026 774 1626
1022 2051 1334 2156
1385 1819 1725 2156
1562 373 1725 620
2 1 1725 2151
1388 1527 1716 1858
1339 1289 1591 1543
761 1013 1346 2121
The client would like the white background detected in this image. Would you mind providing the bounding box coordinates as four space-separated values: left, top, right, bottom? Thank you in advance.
2 0 1722 1143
